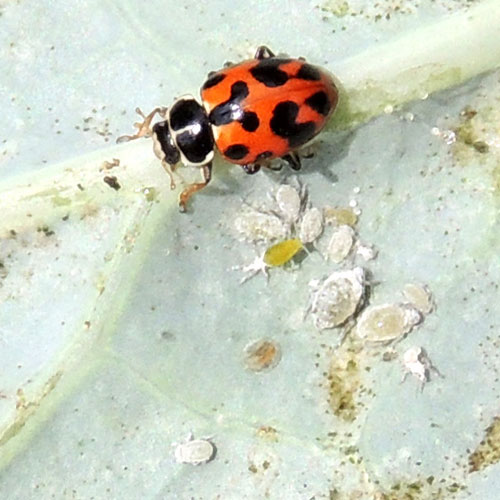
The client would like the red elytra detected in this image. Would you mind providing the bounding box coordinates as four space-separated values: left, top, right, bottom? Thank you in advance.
202 56 338 166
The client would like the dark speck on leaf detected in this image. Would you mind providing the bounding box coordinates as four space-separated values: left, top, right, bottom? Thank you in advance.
103 176 121 190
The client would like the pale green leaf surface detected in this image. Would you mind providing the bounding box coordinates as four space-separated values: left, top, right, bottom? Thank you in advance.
1 0 500 498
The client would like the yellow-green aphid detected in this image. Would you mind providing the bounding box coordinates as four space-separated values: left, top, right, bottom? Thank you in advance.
263 238 303 267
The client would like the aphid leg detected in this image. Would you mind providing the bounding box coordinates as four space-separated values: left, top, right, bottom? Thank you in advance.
116 107 167 143
240 264 269 285
303 296 314 322
178 162 212 212
282 152 301 170
293 176 309 212
242 163 261 175
301 243 313 257
336 327 349 348
431 365 444 379
254 46 275 60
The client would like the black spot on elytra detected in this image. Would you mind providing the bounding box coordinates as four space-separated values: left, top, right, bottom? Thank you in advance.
305 91 331 116
208 81 249 126
224 144 249 160
202 73 226 90
250 58 291 87
230 81 250 98
270 101 316 148
256 151 273 161
241 111 259 132
169 99 207 131
296 63 321 81
208 81 261 133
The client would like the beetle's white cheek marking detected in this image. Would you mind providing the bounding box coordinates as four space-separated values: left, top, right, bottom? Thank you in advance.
178 149 214 168
211 125 221 142
152 135 165 161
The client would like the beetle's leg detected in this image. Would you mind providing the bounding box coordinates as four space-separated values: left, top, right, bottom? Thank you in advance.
116 107 167 143
223 61 234 68
254 46 275 60
242 163 261 175
179 162 212 212
266 163 283 172
282 152 301 170
160 160 177 190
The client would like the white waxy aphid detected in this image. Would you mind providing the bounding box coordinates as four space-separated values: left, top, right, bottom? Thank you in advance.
401 346 441 390
234 211 287 243
355 241 378 262
325 225 355 263
299 207 324 244
233 251 269 284
174 433 215 465
306 267 365 330
275 184 302 223
402 284 434 315
355 303 422 343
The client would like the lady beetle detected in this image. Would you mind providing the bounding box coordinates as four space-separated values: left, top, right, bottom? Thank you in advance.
117 46 339 211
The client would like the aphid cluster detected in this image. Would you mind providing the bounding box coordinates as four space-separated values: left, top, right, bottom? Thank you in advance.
231 176 441 395
353 285 439 389
233 181 367 283
232 180 317 282
233 180 308 245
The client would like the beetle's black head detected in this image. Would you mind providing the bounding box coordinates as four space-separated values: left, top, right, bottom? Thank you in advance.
152 121 181 166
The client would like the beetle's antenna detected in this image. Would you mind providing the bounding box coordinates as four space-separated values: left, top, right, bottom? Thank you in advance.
116 107 167 143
